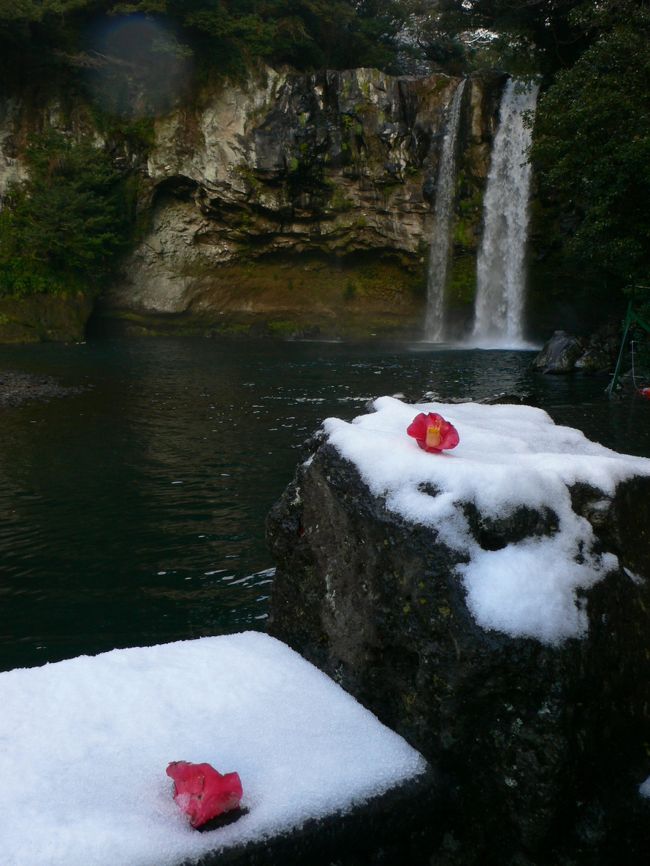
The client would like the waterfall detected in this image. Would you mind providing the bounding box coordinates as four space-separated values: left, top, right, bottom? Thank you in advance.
472 79 539 347
0 98 22 206
424 79 466 342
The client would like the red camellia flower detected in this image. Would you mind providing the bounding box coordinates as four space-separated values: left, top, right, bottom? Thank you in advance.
407 412 459 453
166 761 243 828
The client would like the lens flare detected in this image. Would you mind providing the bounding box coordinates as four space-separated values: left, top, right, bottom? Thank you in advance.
83 14 192 118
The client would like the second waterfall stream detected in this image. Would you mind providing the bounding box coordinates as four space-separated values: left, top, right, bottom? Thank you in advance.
424 79 466 343
472 79 539 346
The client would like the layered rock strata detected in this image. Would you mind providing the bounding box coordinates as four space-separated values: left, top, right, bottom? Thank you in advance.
105 68 502 337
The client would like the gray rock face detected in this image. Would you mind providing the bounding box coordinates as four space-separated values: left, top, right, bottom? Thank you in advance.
534 325 621 376
574 322 620 373
107 67 501 320
267 439 650 865
532 330 584 373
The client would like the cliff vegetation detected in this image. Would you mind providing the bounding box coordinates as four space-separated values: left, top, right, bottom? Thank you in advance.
0 130 132 297
0 0 648 339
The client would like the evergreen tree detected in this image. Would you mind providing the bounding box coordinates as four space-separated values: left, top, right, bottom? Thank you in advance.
0 132 131 297
531 1 650 308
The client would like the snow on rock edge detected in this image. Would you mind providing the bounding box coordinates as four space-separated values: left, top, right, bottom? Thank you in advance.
323 397 650 645
0 633 427 866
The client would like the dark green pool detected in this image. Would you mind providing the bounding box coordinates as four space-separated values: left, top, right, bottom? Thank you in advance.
1 336 648 671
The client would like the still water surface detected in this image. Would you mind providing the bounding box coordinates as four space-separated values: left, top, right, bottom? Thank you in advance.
1 337 648 671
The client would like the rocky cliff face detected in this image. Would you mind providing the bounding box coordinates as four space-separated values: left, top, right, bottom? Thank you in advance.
0 67 503 340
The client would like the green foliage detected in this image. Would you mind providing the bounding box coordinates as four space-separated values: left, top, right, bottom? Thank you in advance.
397 0 581 76
0 0 408 77
0 0 610 86
267 318 300 335
0 131 132 297
531 1 650 308
0 1 88 20
632 303 650 370
139 0 407 73
0 0 94 62
448 253 475 306
330 186 354 212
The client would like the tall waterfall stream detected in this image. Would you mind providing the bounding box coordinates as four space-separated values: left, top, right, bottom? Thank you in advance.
424 79 466 342
472 79 539 346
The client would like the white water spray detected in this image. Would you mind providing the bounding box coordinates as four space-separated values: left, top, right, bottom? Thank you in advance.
424 79 466 342
472 79 539 347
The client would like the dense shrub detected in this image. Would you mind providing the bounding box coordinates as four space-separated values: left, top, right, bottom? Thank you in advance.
0 131 131 297
531 1 650 311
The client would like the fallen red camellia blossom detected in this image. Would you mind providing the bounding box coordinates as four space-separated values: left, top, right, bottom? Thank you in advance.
166 761 243 828
407 411 459 453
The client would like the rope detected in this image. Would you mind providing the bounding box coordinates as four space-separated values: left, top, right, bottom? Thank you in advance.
631 340 639 389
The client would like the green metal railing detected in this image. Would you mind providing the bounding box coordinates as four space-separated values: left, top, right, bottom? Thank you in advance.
606 298 650 397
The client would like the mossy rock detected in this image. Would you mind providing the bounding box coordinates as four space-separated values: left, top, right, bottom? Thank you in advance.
0 292 93 344
100 252 428 340
447 254 477 307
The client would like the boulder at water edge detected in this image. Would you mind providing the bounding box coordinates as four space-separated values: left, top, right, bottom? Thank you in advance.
267 397 650 865
532 330 584 373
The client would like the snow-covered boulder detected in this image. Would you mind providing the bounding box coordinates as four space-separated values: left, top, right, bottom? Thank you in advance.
268 397 650 865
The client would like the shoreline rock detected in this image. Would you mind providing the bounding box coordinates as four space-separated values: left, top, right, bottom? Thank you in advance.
0 369 85 407
533 323 621 375
0 291 93 345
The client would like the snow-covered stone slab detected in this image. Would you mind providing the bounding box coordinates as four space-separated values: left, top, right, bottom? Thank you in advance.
0 632 427 866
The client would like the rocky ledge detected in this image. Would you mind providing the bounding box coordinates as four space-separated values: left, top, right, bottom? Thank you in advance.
267 397 650 865
0 292 92 344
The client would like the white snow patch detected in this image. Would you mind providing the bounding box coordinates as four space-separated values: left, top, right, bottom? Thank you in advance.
640 776 650 798
322 397 650 645
0 633 426 866
624 566 644 585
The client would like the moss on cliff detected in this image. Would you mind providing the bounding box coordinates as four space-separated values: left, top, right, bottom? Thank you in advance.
447 253 476 307
100 251 427 340
0 292 93 343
